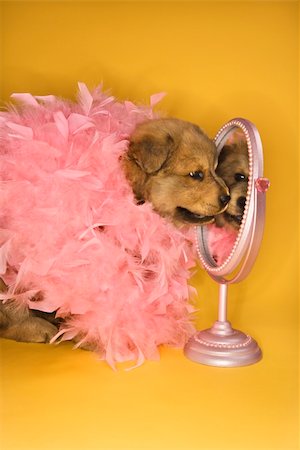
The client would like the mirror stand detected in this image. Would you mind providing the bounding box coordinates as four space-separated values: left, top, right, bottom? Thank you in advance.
184 283 262 367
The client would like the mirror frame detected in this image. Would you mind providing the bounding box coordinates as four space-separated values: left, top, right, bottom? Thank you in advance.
195 118 269 284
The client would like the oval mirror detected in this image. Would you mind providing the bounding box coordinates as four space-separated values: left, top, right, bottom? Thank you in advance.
184 118 270 367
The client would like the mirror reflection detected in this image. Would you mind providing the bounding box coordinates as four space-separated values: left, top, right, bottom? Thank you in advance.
208 127 249 265
216 128 249 229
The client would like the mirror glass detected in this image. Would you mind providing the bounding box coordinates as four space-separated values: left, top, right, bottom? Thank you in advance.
195 118 268 282
207 126 249 266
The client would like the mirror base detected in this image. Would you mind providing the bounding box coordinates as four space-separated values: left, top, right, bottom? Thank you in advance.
184 321 262 367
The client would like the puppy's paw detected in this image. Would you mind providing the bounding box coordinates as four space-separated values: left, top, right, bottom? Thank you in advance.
24 317 58 343
77 340 98 352
0 316 58 344
0 308 9 328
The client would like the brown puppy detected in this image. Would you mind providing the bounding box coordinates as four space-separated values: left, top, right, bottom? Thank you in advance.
0 118 230 344
215 138 249 229
123 118 230 226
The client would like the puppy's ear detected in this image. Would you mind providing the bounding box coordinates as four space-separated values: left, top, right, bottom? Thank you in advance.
129 133 174 174
218 144 238 165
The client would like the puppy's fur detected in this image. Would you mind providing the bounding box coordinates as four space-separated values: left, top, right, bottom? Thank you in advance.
0 278 61 343
123 118 229 226
215 138 249 229
0 118 230 344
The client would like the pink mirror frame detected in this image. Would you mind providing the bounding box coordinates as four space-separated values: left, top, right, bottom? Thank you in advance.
196 118 270 283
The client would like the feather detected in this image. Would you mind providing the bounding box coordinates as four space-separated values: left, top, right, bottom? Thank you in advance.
11 93 38 106
5 121 33 140
34 95 56 104
150 92 166 107
53 111 69 140
0 240 10 275
55 169 91 179
77 82 93 115
68 113 94 135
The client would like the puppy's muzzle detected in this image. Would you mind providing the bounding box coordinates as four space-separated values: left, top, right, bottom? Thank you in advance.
176 192 231 224
224 195 247 225
237 196 246 210
176 207 215 224
219 194 231 207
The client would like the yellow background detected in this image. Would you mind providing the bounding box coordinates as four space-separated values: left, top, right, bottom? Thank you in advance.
0 1 298 450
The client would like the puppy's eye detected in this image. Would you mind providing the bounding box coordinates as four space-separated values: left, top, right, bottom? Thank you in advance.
189 171 204 181
235 173 247 182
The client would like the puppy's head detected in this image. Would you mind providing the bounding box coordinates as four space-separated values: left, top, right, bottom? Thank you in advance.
123 118 230 226
215 139 249 229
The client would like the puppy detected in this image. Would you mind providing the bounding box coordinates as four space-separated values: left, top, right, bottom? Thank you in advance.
0 118 230 344
123 118 230 226
215 136 249 229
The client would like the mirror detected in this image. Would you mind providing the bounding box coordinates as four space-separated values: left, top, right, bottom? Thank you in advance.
184 118 270 367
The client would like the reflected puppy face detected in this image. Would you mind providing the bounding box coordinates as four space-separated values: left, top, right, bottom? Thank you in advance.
215 140 249 229
123 118 230 226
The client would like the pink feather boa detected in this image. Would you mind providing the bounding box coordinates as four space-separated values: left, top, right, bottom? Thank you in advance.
0 83 236 367
0 83 199 367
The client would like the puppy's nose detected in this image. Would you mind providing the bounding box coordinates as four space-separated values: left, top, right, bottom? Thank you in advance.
219 194 231 206
237 196 246 210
